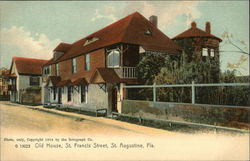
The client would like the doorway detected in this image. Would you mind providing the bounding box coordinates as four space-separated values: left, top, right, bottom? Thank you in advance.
111 87 118 112
58 87 62 104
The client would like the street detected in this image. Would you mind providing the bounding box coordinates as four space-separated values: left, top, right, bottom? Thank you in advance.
0 101 249 161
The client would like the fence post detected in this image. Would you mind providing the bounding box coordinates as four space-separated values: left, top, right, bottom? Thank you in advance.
191 81 195 104
153 82 156 102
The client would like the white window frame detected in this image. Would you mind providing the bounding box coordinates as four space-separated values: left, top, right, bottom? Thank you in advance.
202 48 208 56
56 63 60 76
107 49 120 68
85 54 90 71
72 58 77 73
210 49 215 57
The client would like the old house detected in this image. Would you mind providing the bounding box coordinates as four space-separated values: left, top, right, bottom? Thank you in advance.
0 68 10 100
172 21 222 82
172 21 222 62
8 57 48 103
42 12 181 114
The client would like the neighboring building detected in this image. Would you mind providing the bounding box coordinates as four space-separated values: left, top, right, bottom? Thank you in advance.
172 21 222 62
0 68 10 96
172 21 222 82
8 57 48 103
42 12 181 114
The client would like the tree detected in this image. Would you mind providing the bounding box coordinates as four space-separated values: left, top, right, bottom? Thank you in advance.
136 53 167 84
221 31 249 76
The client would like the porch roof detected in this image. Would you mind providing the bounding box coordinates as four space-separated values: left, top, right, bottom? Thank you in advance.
72 77 88 86
90 68 120 84
46 76 61 86
56 80 72 87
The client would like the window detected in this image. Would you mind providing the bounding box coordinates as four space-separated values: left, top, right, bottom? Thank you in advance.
107 50 120 67
53 87 57 100
84 37 99 46
211 49 215 57
67 86 72 102
56 63 60 76
72 58 77 73
144 29 152 35
30 77 40 86
80 85 87 103
44 66 50 75
202 48 208 56
85 54 90 71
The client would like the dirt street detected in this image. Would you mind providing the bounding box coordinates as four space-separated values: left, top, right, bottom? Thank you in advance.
0 101 249 161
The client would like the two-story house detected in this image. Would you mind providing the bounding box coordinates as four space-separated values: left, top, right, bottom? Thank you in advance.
8 57 48 103
42 12 181 114
172 21 222 82
0 68 10 96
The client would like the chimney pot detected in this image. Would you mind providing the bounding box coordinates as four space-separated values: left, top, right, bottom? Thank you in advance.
149 15 158 28
206 22 211 34
191 21 197 28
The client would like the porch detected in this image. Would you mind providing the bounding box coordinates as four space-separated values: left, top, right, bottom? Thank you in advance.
114 67 137 79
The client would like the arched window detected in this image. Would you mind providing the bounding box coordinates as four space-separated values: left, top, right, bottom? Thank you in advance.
107 50 120 67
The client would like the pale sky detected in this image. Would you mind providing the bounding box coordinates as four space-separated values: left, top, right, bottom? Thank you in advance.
0 1 249 75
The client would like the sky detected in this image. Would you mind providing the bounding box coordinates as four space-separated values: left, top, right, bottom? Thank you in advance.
0 1 249 75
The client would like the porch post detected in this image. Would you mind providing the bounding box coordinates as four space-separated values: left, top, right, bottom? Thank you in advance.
191 81 195 104
153 82 156 102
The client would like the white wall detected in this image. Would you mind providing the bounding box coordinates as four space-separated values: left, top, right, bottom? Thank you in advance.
59 84 109 110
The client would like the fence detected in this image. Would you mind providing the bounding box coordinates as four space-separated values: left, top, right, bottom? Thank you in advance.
124 82 249 106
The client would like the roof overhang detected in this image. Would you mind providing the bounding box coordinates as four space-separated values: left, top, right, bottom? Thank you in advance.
72 78 88 86
90 68 120 84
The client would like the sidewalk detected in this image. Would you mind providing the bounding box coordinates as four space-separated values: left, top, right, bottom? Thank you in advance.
9 102 174 136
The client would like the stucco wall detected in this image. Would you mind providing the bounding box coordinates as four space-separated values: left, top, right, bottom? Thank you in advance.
47 84 109 111
122 100 250 128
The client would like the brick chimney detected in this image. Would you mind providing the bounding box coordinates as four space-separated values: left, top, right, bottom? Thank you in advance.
191 21 197 28
206 22 211 34
149 15 158 28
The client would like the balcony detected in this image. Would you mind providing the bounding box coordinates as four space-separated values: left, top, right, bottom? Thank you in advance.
8 85 16 91
114 67 137 79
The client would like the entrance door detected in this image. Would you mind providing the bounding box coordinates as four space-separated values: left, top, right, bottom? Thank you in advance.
58 88 62 104
111 87 118 112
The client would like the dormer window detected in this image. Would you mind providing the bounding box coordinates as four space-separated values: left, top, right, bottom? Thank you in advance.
144 29 152 35
84 37 99 46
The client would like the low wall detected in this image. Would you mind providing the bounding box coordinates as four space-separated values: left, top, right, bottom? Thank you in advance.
0 95 10 101
122 100 250 129
20 90 41 105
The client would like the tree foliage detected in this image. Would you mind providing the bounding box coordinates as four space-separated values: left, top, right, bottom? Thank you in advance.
133 52 249 106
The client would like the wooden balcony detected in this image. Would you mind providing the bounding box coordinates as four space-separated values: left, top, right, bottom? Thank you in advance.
114 67 137 79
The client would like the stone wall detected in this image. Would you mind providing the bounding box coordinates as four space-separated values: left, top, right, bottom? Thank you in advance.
20 89 41 105
122 100 250 129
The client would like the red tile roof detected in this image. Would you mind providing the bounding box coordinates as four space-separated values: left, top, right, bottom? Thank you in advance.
172 22 222 42
53 43 72 52
43 43 71 67
72 78 88 85
47 76 61 86
90 68 120 83
45 12 181 66
56 80 72 87
11 57 48 75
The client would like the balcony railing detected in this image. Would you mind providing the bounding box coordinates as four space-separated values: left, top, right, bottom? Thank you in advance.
114 67 137 79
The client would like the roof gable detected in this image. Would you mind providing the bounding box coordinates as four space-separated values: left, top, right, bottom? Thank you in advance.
11 57 48 75
172 23 222 42
90 68 120 84
54 12 181 63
